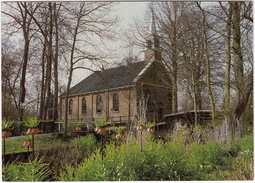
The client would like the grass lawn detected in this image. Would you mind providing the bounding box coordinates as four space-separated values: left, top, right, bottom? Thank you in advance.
3 135 55 154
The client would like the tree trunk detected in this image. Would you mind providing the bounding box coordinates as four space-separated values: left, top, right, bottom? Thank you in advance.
64 16 81 136
19 2 31 121
224 3 232 113
44 2 53 120
53 2 59 121
172 33 178 113
231 2 243 102
191 71 199 126
197 2 216 121
19 33 29 121
39 40 47 120
229 71 253 141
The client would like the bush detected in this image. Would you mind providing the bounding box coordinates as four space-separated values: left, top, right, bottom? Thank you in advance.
73 134 97 153
3 157 51 181
59 143 120 181
208 157 254 180
239 135 253 160
58 137 186 181
57 134 253 181
162 141 186 180
36 140 87 179
134 139 165 180
228 142 241 157
184 141 231 180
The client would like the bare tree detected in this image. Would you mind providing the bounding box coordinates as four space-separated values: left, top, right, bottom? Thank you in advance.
154 2 188 113
2 2 39 121
60 2 118 136
224 2 232 113
197 2 216 121
53 2 60 121
1 40 22 119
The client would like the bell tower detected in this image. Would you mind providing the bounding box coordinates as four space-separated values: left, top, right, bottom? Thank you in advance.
144 6 162 62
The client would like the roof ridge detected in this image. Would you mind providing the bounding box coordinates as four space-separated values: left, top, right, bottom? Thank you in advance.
101 61 146 72
61 61 149 97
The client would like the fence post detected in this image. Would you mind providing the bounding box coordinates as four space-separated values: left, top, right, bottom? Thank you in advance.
58 123 61 133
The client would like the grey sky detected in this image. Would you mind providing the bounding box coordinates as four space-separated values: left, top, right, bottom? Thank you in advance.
72 2 148 85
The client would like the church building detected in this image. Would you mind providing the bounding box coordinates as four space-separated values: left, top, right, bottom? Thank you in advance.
59 11 172 123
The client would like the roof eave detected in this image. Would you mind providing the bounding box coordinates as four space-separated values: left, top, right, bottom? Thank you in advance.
60 84 136 98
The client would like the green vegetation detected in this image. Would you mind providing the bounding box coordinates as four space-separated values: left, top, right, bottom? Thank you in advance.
3 157 51 181
73 134 97 152
4 135 54 154
23 117 40 128
2 119 14 130
3 132 253 181
95 117 110 127
58 134 253 181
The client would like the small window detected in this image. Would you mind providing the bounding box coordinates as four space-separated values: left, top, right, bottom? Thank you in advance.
96 95 102 113
69 99 73 115
82 97 86 114
112 93 119 111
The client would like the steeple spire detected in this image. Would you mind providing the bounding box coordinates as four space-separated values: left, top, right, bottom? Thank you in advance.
149 3 157 35
144 2 161 62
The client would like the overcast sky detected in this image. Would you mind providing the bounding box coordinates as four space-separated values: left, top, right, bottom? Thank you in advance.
72 2 149 85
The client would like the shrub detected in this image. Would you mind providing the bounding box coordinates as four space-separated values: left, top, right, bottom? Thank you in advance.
57 134 253 181
58 165 77 181
228 142 241 157
134 139 165 180
36 138 93 179
210 158 254 180
3 157 51 181
239 135 253 160
59 143 120 181
58 137 185 181
185 141 231 180
162 141 186 180
73 134 97 153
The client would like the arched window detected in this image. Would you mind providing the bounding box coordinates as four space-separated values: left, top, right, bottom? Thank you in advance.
69 99 73 115
82 97 86 114
96 95 102 113
112 93 119 111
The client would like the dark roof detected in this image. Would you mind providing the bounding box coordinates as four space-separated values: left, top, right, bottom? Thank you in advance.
64 61 149 96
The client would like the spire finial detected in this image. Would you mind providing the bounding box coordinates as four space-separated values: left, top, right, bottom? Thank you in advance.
149 2 157 34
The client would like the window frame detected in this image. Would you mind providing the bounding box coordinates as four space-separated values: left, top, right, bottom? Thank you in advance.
69 99 73 115
96 95 102 113
81 97 87 115
112 93 119 112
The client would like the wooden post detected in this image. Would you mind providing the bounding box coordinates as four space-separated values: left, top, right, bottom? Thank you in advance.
58 123 61 132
